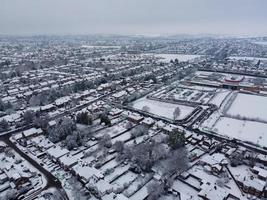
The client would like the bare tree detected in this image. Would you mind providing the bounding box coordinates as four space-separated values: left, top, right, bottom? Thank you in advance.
126 121 133 129
48 117 76 143
124 141 168 172
23 110 35 125
159 148 189 176
76 112 93 125
100 113 111 126
0 99 13 112
173 107 181 120
4 147 14 158
65 131 82 150
131 125 148 138
142 105 150 112
147 182 164 200
113 141 124 153
0 119 9 132
167 129 186 149
34 115 49 131
99 134 112 148
2 189 17 200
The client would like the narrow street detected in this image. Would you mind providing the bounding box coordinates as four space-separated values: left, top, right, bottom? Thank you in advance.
0 135 69 200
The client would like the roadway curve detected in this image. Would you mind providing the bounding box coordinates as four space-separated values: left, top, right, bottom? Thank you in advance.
0 135 69 200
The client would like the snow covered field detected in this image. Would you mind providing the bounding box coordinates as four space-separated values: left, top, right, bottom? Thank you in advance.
155 54 202 62
81 45 120 49
132 97 195 120
141 53 202 62
253 41 267 46
201 92 267 147
226 93 267 122
213 117 267 147
229 56 267 61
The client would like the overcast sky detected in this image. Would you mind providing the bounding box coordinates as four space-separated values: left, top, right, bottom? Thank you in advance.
0 0 267 36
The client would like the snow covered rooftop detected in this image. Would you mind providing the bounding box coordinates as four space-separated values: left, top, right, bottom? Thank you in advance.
23 127 43 138
47 145 69 159
72 164 103 183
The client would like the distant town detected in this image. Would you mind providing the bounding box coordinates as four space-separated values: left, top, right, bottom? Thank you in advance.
0 35 267 200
